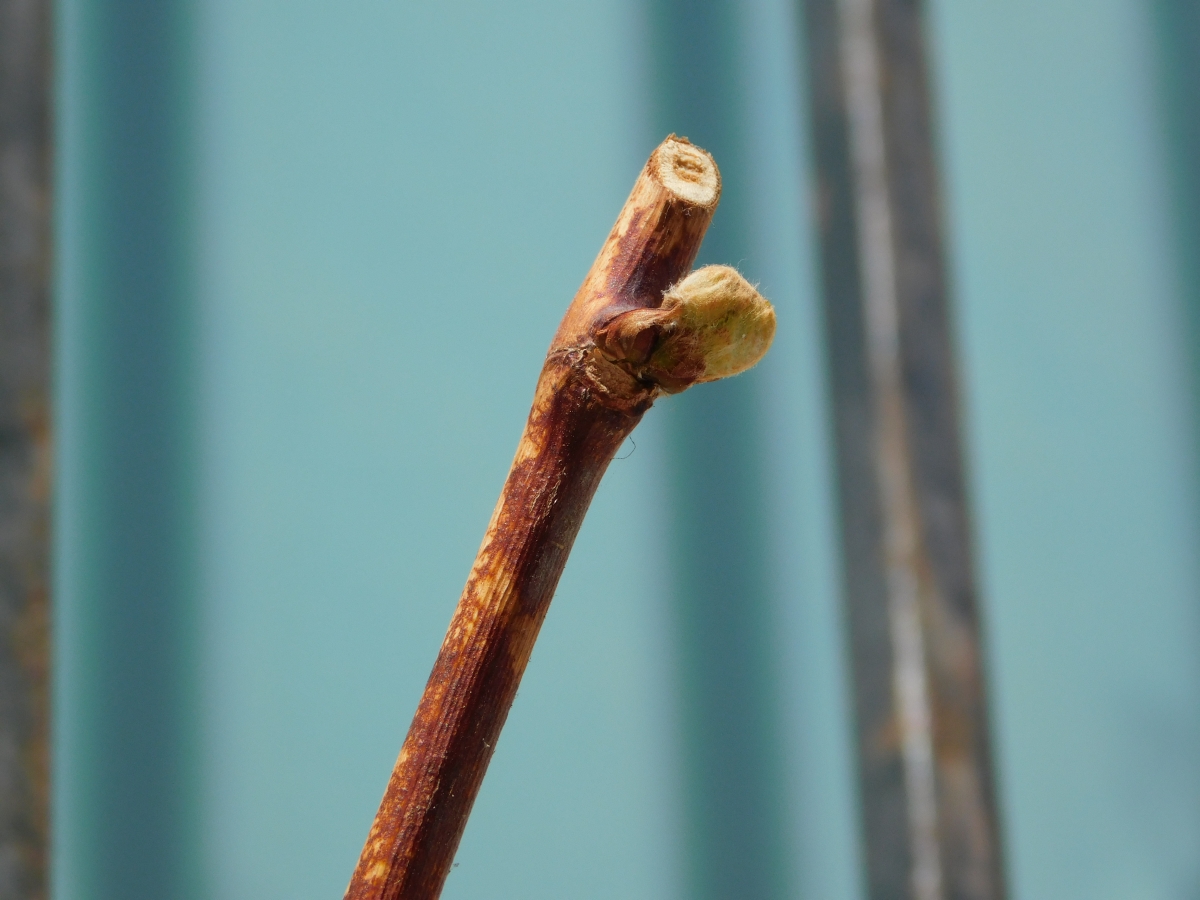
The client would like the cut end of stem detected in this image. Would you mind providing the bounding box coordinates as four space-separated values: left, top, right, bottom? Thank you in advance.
595 265 776 394
652 136 720 207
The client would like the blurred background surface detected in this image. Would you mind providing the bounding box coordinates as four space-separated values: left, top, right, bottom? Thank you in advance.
46 0 1200 897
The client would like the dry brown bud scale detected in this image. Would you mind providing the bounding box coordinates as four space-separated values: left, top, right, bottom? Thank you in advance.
344 136 775 900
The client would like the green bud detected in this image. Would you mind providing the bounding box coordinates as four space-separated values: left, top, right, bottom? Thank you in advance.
594 265 776 394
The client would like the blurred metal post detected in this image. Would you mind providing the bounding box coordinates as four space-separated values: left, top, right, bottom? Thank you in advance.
800 1 1006 899
0 0 52 897
1154 3 1200 428
648 3 790 898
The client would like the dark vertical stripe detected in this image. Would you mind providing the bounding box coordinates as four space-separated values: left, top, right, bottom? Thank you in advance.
0 0 53 896
647 3 790 898
801 1 902 891
799 0 1007 898
64 1 201 897
1153 3 1200 457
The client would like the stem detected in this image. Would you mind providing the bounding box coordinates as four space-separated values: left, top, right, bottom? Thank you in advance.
344 136 724 900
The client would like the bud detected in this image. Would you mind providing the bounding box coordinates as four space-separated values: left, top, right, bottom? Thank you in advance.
595 265 776 394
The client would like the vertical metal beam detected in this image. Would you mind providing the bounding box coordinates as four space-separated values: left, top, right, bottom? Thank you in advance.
57 1 202 896
0 0 52 896
1153 2 1200 430
800 1 1006 898
647 3 790 898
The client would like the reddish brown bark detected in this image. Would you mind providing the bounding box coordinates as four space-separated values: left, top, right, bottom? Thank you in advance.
345 137 721 900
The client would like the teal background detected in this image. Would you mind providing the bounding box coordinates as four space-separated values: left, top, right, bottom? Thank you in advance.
52 0 1200 898
933 1 1200 896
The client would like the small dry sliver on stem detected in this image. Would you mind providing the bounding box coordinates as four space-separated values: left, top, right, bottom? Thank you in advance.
344 135 775 900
